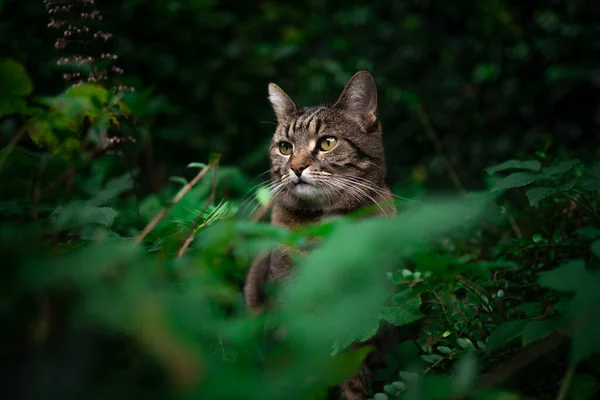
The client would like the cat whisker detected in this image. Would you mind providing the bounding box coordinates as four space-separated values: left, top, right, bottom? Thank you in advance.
328 177 389 217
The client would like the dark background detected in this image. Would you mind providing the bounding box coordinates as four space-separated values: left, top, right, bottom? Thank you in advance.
2 0 599 196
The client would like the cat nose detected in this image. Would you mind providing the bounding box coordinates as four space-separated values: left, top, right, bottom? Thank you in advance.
290 163 308 177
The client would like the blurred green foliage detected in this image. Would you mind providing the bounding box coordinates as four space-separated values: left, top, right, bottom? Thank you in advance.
1 0 600 400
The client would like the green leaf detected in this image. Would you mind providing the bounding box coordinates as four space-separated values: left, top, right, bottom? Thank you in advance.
256 186 272 205
421 354 443 364
486 159 542 175
472 63 501 84
486 320 529 352
568 373 600 400
560 179 578 191
318 345 374 388
0 59 33 118
453 352 478 395
169 176 188 185
437 346 453 354
521 320 555 346
542 159 580 177
573 226 600 240
515 302 542 318
490 172 546 192
456 338 475 349
538 259 587 292
51 203 118 230
0 58 33 97
579 176 600 191
381 289 424 326
525 187 555 206
592 239 600 258
187 162 207 169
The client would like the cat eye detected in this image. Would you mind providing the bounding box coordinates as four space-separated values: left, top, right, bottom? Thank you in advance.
279 141 293 155
318 137 337 152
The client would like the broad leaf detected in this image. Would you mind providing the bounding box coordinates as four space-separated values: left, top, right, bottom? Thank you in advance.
542 159 580 177
490 172 546 192
486 159 542 175
525 187 555 206
538 259 587 292
486 320 529 352
522 320 555 346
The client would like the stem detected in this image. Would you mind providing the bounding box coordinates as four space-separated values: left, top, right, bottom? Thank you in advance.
0 122 31 174
556 364 576 400
415 105 465 194
176 162 219 258
135 158 219 244
563 191 600 222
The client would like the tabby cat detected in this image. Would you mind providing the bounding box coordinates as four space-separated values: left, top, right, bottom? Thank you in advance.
244 71 396 400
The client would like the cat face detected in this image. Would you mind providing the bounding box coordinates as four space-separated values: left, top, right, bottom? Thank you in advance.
267 71 387 212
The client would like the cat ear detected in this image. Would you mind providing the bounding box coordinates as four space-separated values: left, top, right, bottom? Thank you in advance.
333 70 378 131
268 83 297 124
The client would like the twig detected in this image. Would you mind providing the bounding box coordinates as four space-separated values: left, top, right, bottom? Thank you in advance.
31 157 48 221
176 162 219 258
556 365 576 400
424 354 450 374
507 215 522 238
135 158 219 244
0 122 31 174
458 277 500 326
427 285 452 327
415 105 465 194
251 200 273 222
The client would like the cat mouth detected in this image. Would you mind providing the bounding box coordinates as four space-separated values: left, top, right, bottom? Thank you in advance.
290 179 321 200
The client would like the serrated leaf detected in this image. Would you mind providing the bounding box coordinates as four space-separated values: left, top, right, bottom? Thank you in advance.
542 159 580 177
486 159 542 175
538 259 588 292
436 346 453 354
579 176 600 191
526 187 555 206
490 172 546 192
560 179 578 191
486 320 529 352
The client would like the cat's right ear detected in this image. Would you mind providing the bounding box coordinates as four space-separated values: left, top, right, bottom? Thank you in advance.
268 83 297 124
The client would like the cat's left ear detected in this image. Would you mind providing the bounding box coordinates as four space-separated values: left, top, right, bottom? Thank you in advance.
268 83 297 124
333 70 378 131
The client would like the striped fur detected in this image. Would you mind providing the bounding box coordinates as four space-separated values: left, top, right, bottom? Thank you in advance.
244 71 396 400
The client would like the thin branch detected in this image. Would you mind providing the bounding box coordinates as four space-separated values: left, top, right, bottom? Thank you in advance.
427 285 452 327
176 162 219 258
251 200 273 222
415 105 465 194
134 158 219 244
556 365 576 400
507 215 522 238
